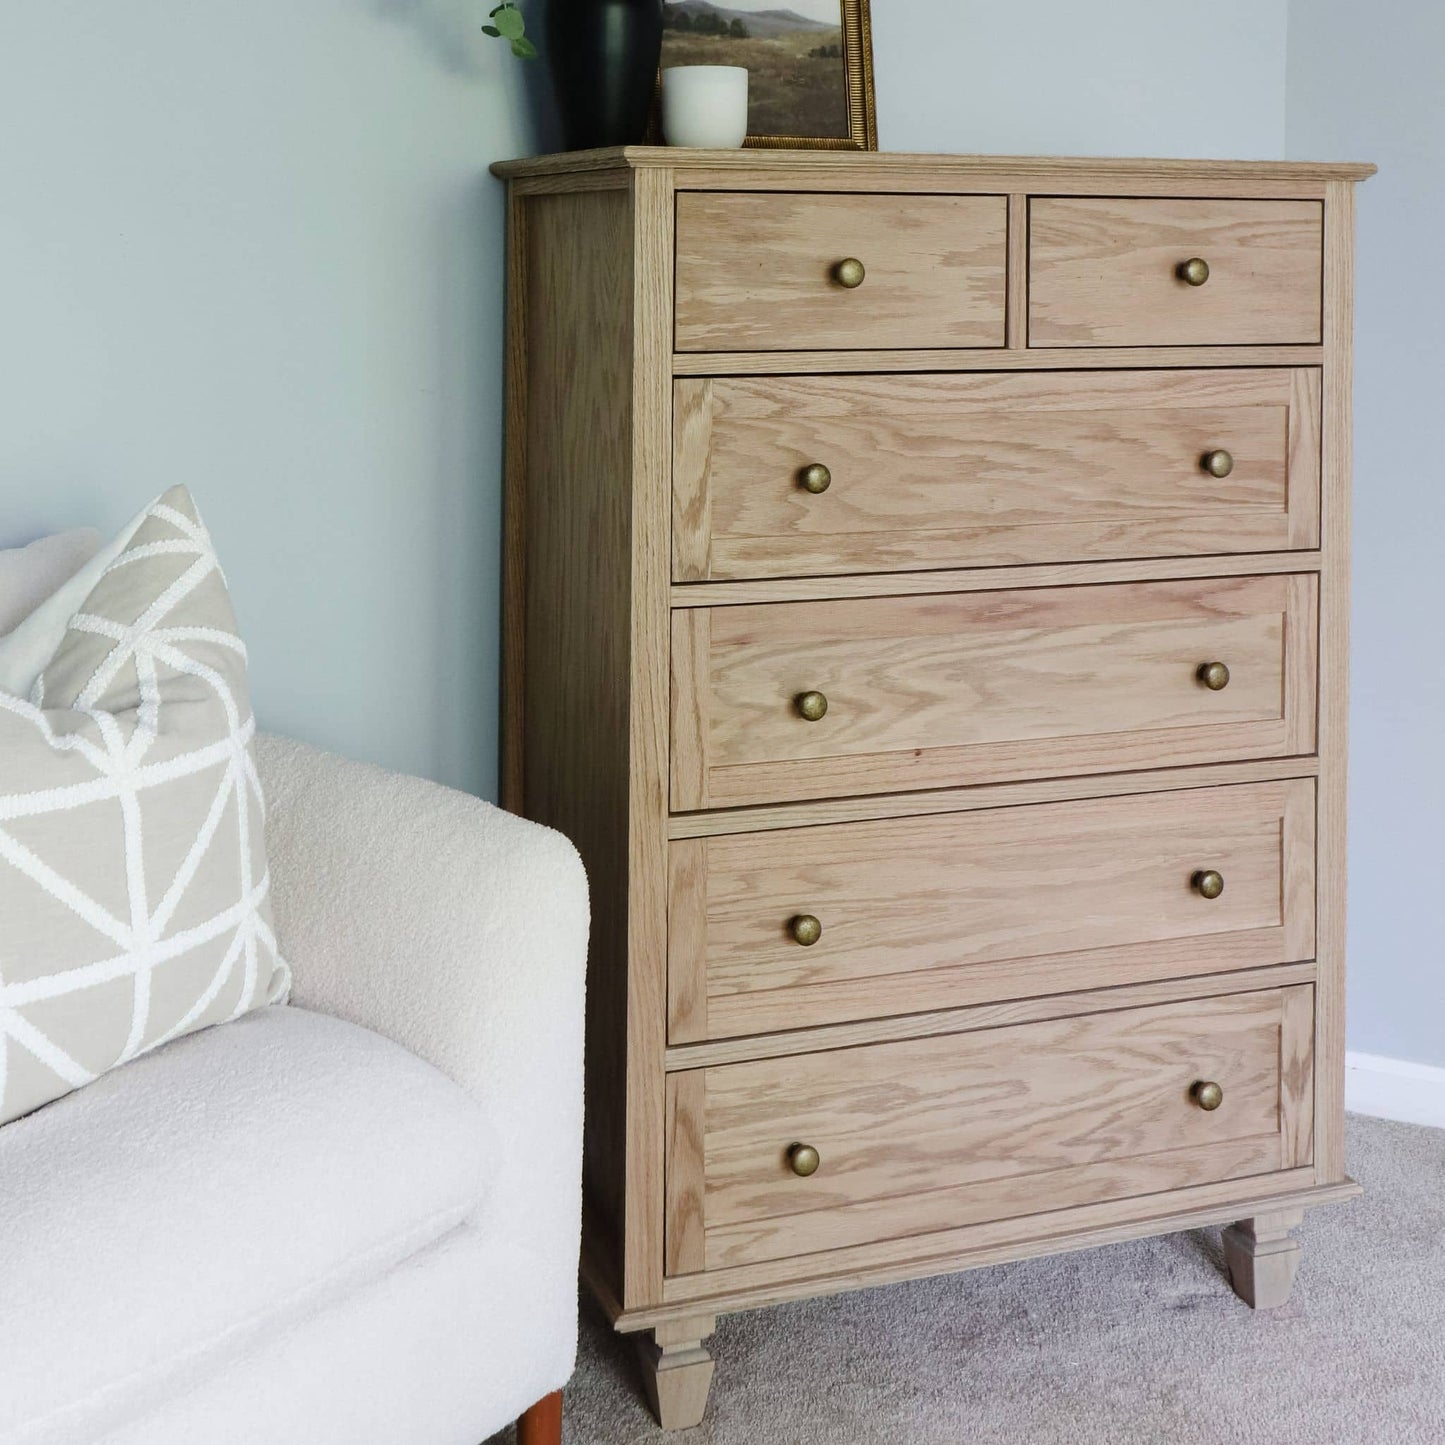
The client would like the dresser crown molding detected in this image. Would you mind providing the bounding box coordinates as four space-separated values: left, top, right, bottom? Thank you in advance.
496 148 1370 1430
491 146 1376 183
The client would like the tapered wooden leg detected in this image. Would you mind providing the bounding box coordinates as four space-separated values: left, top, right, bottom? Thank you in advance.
1224 1209 1305 1309
516 1389 562 1445
636 1314 716 1430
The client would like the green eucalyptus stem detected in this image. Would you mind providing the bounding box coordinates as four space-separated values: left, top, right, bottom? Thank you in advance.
482 1 537 59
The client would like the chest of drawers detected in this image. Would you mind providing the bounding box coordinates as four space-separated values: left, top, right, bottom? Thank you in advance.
492 149 1372 1429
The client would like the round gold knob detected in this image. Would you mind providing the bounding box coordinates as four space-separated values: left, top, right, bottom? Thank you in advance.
800 463 832 494
1193 1080 1225 1111
1192 869 1225 900
789 914 822 947
833 257 866 288
1202 449 1235 478
795 690 828 722
1178 257 1211 286
787 1143 821 1177
1197 661 1231 691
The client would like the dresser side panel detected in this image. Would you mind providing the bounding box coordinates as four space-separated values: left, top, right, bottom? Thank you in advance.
516 188 637 1292
1316 180 1356 1181
624 165 679 1307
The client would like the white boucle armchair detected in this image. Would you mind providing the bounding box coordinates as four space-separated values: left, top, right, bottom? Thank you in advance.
256 735 590 1445
0 733 587 1445
0 531 588 1445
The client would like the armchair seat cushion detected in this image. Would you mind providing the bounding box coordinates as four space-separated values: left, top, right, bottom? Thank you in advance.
0 1005 496 1445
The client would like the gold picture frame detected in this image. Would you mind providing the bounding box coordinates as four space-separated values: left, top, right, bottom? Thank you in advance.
657 0 877 152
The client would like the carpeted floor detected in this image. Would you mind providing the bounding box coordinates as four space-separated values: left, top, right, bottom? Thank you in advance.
501 1114 1445 1444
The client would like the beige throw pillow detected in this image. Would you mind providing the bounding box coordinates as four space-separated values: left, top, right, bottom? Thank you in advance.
0 487 288 1125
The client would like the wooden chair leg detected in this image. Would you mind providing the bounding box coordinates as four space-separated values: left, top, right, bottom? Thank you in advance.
517 1389 562 1445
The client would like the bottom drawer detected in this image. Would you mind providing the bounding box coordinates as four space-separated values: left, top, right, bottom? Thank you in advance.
665 986 1314 1275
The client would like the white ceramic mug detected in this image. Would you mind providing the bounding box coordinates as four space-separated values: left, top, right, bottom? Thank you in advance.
661 65 749 149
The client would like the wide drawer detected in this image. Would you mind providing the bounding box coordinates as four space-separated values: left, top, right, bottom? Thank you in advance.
1029 198 1324 347
667 779 1315 1042
674 193 1007 352
665 986 1315 1274
670 574 1318 810
673 368 1321 581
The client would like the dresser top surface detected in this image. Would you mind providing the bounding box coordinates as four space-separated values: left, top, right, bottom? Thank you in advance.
491 146 1375 183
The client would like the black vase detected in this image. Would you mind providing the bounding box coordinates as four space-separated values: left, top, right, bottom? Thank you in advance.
545 0 664 151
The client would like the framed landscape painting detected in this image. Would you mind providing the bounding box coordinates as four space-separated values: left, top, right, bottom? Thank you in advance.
660 0 877 150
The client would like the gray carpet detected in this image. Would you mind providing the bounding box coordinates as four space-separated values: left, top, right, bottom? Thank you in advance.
501 1115 1445 1444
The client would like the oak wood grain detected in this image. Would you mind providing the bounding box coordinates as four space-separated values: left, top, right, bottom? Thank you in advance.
671 549 1323 611
672 369 1321 581
672 574 1319 810
1006 192 1029 348
1314 182 1355 1181
1030 198 1324 347
631 1176 1358 1326
667 780 1315 1041
513 188 635 1296
666 960 1318 1072
667 757 1319 839
500 188 529 814
664 1071 707 1276
667 987 1312 1272
492 147 1375 184
674 193 1006 352
624 166 677 1307
671 344 1325 376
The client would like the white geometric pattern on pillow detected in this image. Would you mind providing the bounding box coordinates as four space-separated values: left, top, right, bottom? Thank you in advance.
0 487 288 1126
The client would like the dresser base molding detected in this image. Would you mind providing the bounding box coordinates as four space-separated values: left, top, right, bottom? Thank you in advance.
1223 1210 1306 1309
586 1179 1359 1336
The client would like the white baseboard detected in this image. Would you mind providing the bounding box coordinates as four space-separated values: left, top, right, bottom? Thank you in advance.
1345 1050 1445 1129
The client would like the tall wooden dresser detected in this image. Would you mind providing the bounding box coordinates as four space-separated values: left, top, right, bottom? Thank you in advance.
492 149 1373 1428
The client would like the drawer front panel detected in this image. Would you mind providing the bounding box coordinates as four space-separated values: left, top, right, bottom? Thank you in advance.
670 575 1318 810
673 369 1321 581
667 780 1316 1043
1029 198 1323 347
674 193 1007 352
664 986 1315 1274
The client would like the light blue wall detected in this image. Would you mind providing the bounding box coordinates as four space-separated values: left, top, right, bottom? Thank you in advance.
1287 0 1445 1069
0 0 553 797
872 0 1288 157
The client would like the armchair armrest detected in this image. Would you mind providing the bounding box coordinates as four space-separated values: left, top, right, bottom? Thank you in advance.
254 734 588 1304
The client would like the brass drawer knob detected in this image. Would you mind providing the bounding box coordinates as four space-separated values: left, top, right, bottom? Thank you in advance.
1197 661 1231 691
1201 449 1235 478
795 690 829 721
789 914 823 947
787 1142 821 1177
832 257 866 288
1192 869 1225 899
1178 257 1211 286
800 463 832 494
1192 1080 1225 1111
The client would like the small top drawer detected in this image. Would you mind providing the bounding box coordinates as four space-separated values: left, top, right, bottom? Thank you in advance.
1029 198 1323 347
674 192 1007 352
